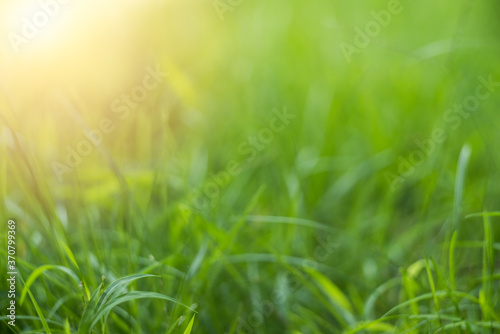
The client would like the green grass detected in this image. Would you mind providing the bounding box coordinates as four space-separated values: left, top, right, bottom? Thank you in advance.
1 0 500 333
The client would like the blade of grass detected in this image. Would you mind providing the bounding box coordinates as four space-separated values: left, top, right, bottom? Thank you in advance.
20 265 80 305
183 315 195 334
20 276 52 334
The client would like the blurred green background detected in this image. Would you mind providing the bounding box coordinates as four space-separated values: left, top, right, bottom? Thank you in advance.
1 0 500 333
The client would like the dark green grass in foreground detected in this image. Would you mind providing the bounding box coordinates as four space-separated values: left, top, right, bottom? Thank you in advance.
1 138 499 333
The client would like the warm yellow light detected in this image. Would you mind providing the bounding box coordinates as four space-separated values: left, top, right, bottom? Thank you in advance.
0 0 162 118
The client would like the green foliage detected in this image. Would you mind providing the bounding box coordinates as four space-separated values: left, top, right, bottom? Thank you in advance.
1 0 500 333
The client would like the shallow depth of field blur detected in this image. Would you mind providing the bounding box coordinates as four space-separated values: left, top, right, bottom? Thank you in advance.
1 0 500 333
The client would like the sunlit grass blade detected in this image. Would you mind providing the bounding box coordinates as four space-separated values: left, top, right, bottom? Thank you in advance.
64 318 72 334
363 278 400 320
96 273 158 310
57 237 91 300
452 144 471 230
448 231 457 292
90 291 196 331
401 268 418 328
424 257 441 326
183 315 195 334
481 211 494 321
20 276 53 334
465 211 500 219
20 265 80 305
345 316 400 334
304 267 355 326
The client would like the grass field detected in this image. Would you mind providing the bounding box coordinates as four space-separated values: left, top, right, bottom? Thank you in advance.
1 0 500 333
